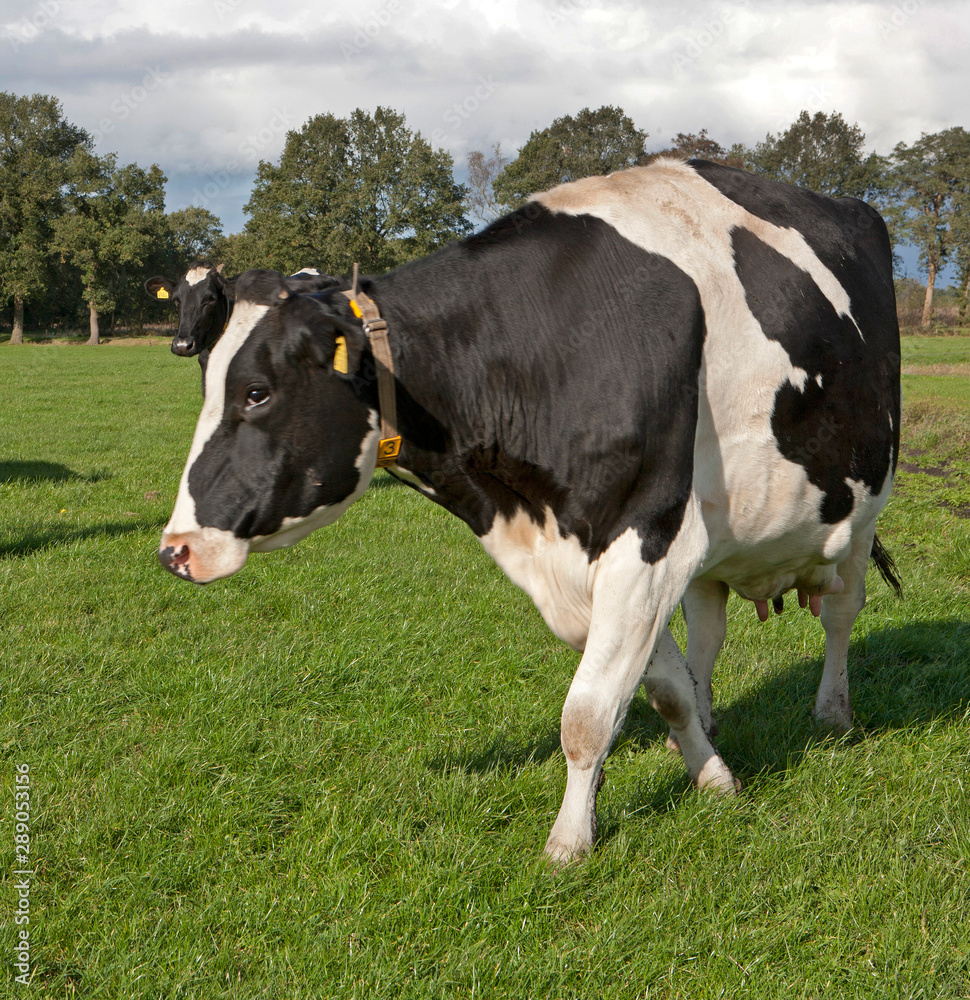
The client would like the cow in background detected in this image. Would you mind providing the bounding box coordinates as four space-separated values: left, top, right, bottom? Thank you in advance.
145 263 348 392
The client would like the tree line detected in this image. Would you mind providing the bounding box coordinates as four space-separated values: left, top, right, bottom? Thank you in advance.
3 92 970 341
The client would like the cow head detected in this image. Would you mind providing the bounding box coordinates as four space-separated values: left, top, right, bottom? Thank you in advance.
145 262 230 358
158 270 378 584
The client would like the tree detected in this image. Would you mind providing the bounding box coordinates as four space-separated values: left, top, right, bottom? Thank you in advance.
242 107 470 275
167 206 224 263
209 230 258 276
54 151 167 343
748 110 885 199
887 128 970 327
644 129 746 167
492 106 648 209
465 143 509 226
0 92 90 343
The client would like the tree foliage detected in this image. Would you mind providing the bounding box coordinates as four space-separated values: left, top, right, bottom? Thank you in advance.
645 129 745 167
492 106 648 208
242 107 470 274
465 143 509 227
54 151 167 343
166 206 224 263
746 110 885 199
0 91 91 342
886 127 970 325
6 90 970 337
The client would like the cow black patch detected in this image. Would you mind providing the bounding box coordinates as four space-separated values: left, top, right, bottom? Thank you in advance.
369 207 706 563
689 159 900 427
730 225 895 523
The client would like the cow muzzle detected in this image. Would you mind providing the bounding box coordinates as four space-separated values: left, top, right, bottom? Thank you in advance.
158 527 250 584
171 339 198 357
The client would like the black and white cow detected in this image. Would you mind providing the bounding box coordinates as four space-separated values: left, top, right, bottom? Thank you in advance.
145 263 347 391
158 159 901 862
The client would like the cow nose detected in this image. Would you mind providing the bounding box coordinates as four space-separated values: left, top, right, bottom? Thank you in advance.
158 542 194 581
171 340 196 357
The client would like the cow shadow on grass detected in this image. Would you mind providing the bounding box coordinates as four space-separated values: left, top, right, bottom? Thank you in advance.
429 619 970 823
0 519 167 560
0 460 110 484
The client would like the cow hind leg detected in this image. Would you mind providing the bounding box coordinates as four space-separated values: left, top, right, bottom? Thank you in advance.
813 520 876 732
644 630 737 793
662 578 729 752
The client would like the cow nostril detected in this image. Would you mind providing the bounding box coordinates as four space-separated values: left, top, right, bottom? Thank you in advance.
159 543 194 580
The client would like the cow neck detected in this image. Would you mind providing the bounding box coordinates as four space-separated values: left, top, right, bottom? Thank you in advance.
341 269 401 468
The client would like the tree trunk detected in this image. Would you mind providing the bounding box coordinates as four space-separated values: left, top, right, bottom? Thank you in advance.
87 301 100 345
920 261 937 327
962 267 970 323
10 295 24 344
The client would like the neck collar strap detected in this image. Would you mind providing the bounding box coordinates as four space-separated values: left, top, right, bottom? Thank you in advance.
341 265 401 468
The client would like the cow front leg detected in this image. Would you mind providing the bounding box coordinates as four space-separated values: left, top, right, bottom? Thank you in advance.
544 583 676 864
813 520 875 732
544 622 735 865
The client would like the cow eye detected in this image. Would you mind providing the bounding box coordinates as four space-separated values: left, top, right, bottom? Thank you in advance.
245 386 270 408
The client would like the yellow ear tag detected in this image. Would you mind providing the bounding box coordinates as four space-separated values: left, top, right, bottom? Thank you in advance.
156 288 170 299
334 335 348 374
349 299 363 319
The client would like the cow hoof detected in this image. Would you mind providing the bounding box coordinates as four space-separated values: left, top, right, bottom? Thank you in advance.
543 835 591 866
696 754 740 795
812 702 852 735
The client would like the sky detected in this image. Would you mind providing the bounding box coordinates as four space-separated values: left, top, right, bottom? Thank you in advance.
2 0 969 277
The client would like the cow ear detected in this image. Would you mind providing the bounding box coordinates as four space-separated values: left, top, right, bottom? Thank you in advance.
331 321 366 378
216 262 225 274
306 316 365 378
145 276 175 301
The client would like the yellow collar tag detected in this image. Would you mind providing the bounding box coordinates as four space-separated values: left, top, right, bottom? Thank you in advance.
156 288 170 299
334 335 348 374
348 299 363 319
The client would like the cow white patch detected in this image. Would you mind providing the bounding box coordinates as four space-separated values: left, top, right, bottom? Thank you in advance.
290 267 321 276
479 506 595 651
164 301 270 539
386 462 438 496
185 265 214 287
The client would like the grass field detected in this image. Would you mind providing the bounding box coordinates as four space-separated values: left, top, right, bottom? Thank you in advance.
2 337 969 998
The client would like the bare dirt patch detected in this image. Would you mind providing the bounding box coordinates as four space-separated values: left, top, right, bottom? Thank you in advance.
902 364 970 376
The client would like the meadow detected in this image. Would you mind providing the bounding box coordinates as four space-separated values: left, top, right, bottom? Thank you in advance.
1 337 969 998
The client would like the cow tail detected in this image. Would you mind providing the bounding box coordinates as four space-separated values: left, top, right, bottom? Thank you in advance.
870 533 902 598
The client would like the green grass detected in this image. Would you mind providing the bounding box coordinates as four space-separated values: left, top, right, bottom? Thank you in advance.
901 335 970 370
2 344 970 998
